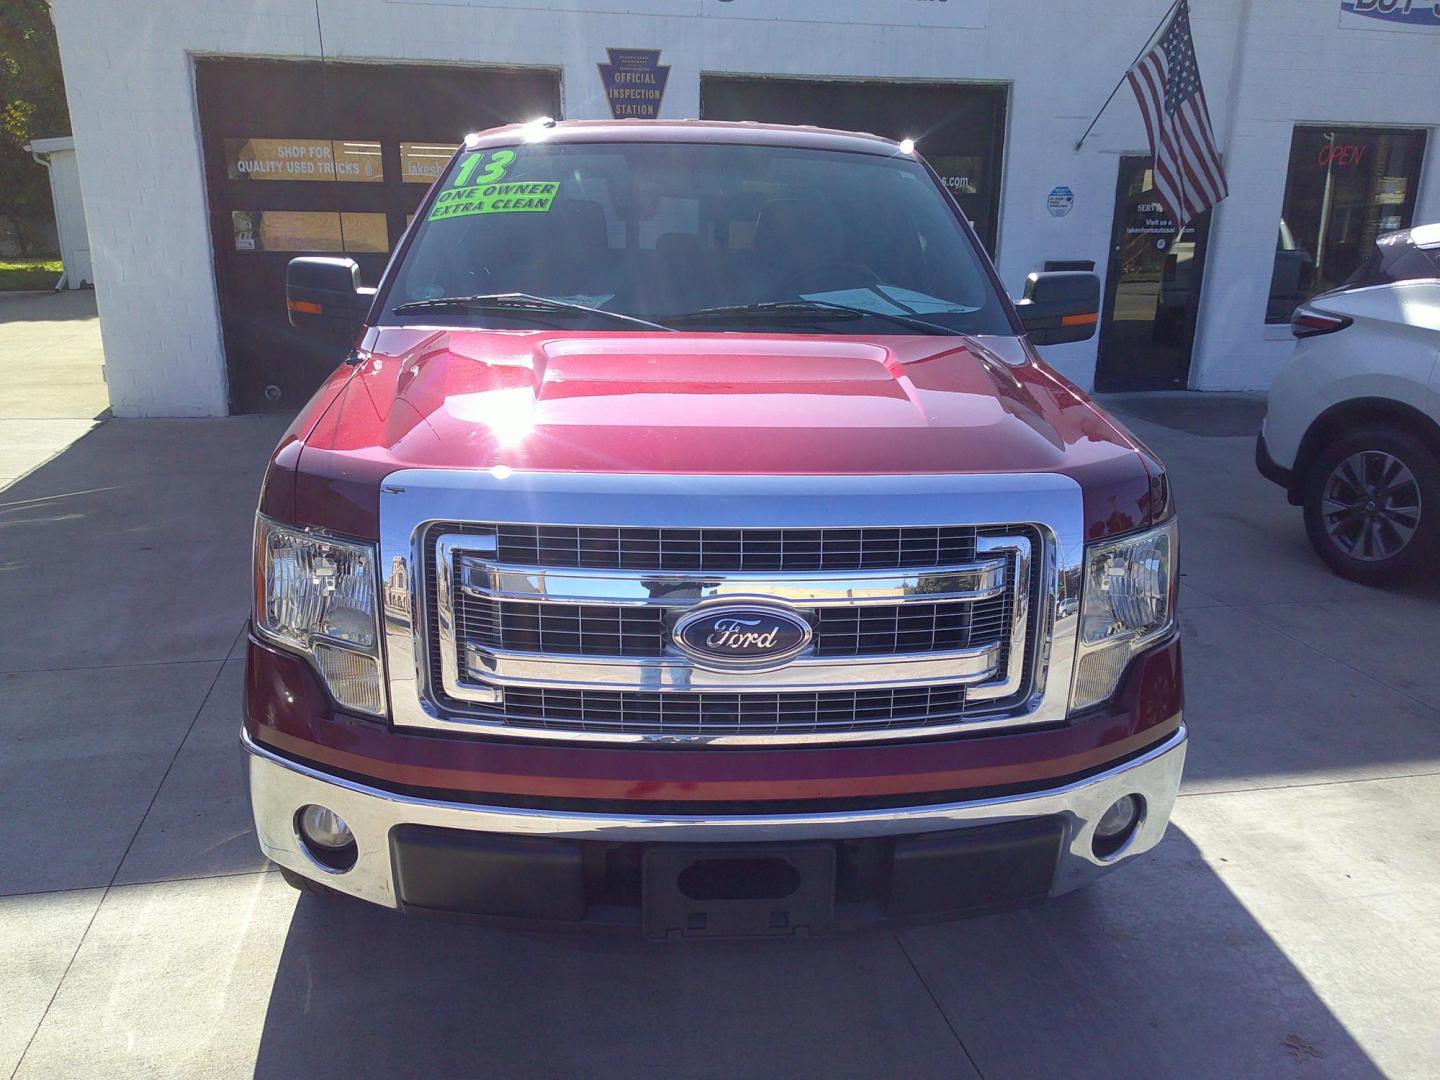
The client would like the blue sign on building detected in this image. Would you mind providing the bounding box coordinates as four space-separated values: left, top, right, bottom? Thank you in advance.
598 49 671 119
1339 0 1440 33
1047 186 1075 218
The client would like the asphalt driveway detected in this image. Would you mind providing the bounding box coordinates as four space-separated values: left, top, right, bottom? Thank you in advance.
1 392 1437 1079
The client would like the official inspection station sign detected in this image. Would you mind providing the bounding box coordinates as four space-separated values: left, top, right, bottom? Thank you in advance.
598 49 670 119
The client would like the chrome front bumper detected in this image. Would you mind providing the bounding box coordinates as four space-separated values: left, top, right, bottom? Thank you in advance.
245 723 1187 912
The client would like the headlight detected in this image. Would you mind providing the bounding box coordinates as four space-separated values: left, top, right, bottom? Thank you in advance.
1070 520 1177 711
254 515 386 717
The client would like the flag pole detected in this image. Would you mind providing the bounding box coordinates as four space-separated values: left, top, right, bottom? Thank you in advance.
1074 0 1183 152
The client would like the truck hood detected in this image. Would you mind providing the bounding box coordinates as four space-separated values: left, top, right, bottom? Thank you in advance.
292 328 1164 539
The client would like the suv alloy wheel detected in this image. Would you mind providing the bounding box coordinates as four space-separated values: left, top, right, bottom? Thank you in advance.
1303 424 1440 584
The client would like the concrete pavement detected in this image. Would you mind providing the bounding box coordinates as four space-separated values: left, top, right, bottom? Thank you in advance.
1 392 1438 1078
0 290 108 490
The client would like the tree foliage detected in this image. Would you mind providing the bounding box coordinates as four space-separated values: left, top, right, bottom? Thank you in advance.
0 0 69 256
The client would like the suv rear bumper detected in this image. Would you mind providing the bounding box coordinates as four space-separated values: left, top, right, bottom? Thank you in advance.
245 722 1186 929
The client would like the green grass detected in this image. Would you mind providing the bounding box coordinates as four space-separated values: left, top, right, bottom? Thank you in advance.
0 259 64 291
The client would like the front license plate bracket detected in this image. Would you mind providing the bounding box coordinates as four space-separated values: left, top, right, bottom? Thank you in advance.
642 843 836 941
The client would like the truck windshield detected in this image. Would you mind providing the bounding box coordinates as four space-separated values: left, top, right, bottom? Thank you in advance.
384 140 1013 336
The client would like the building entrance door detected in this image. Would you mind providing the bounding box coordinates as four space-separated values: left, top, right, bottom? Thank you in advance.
1095 156 1211 391
195 59 561 412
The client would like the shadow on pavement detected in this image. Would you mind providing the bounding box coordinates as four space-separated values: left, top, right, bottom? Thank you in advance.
1097 391 1267 437
252 828 1383 1080
0 287 99 323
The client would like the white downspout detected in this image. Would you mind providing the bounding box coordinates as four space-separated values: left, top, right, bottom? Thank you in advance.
26 148 68 291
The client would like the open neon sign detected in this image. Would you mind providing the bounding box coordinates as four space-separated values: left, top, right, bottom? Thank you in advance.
1316 143 1368 167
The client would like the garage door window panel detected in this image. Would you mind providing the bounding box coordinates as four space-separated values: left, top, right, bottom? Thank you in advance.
402 142 462 184
231 210 390 254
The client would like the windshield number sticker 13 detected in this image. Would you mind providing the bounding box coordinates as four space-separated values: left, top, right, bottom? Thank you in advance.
429 151 559 221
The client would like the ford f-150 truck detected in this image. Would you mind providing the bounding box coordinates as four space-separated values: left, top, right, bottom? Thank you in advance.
246 119 1184 938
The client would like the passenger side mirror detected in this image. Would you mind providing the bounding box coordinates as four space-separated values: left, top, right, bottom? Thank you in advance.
1015 271 1101 345
286 257 372 341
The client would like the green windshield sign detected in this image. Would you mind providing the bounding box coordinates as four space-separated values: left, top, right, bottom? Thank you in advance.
428 150 559 220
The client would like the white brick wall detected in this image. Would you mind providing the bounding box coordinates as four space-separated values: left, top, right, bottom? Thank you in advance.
1190 0 1440 391
49 0 1440 415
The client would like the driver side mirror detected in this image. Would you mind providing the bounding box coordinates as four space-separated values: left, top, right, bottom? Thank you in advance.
286 257 373 342
1015 271 1101 345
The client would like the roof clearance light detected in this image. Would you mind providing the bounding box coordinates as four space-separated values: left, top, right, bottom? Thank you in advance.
899 138 915 155
522 116 558 142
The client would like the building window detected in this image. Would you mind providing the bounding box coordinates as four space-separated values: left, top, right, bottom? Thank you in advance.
231 210 389 253
1267 126 1427 322
401 142 460 184
698 77 1007 257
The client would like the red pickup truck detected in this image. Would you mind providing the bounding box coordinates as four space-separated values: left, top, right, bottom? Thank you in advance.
246 119 1184 937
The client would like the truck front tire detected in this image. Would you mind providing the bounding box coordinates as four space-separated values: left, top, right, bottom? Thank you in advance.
278 864 342 899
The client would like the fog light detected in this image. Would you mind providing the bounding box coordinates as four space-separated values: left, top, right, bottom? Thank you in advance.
1096 795 1139 838
299 804 352 848
296 804 357 871
1092 794 1142 859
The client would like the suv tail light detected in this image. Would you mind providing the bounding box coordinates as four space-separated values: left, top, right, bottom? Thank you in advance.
1291 307 1352 338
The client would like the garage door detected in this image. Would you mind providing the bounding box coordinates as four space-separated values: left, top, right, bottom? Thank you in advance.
700 77 1006 257
196 59 561 413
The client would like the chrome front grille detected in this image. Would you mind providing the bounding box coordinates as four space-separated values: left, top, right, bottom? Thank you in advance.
499 685 968 736
459 598 669 658
811 596 1009 657
456 593 1012 659
420 521 1038 742
492 523 979 572
380 471 1084 746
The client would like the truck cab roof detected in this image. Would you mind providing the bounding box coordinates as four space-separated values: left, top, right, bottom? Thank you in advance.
462 118 904 157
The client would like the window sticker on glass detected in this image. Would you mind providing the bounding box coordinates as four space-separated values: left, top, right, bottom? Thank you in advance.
225 138 383 183
401 142 460 184
231 210 388 253
427 150 559 221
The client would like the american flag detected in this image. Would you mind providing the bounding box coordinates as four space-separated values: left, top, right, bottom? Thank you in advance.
1126 0 1228 228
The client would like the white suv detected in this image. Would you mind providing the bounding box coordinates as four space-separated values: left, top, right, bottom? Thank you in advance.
1258 224 1440 584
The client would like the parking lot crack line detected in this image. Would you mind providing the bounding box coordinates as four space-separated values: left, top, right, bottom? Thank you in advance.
895 933 988 1080
1178 766 1440 800
1251 612 1440 717
107 867 277 892
1199 601 1440 720
7 658 230 1080
6 892 103 1080
0 655 234 677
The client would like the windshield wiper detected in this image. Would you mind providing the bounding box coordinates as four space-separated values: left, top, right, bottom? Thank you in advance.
392 293 674 332
672 300 963 336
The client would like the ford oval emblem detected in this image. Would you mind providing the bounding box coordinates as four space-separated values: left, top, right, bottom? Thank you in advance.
673 605 813 669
